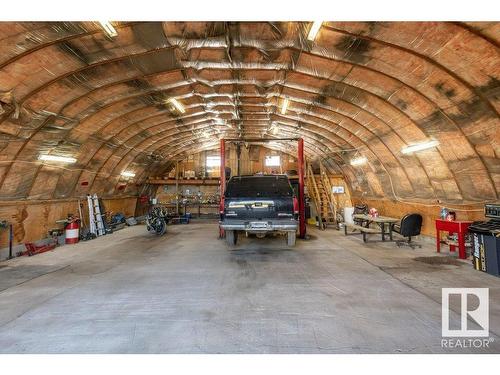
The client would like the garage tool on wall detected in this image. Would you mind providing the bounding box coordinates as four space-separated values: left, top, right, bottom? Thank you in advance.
77 199 85 229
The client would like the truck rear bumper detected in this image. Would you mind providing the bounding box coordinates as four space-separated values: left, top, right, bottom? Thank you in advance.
220 219 298 232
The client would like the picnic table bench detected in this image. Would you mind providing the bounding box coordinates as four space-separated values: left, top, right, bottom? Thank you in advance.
344 223 382 243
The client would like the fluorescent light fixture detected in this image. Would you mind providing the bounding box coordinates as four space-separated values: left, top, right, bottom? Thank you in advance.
99 21 118 38
401 140 439 154
307 21 323 41
281 98 289 115
38 154 76 163
350 156 367 166
121 171 136 178
167 98 186 114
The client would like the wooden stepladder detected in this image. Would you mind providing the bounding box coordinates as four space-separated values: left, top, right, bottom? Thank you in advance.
305 160 339 230
306 161 325 230
318 161 337 226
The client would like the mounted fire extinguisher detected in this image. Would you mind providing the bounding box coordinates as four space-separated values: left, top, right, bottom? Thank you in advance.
65 215 80 244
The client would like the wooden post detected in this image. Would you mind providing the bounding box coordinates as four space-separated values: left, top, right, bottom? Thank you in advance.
298 138 306 238
220 139 226 197
175 161 179 215
219 139 226 238
8 224 14 259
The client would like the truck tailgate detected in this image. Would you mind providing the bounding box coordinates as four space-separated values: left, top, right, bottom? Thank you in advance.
225 197 294 220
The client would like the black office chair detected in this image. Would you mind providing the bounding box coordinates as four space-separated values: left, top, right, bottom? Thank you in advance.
392 214 423 249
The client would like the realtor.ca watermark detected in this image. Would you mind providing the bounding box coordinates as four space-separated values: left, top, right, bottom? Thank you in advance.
441 288 494 349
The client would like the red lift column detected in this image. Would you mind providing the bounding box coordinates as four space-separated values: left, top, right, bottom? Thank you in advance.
219 139 226 238
297 138 306 238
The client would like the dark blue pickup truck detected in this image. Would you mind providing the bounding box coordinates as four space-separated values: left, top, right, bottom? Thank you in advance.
219 175 299 247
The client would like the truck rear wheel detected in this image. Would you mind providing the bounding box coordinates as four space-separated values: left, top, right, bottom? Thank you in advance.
286 231 296 247
225 230 237 246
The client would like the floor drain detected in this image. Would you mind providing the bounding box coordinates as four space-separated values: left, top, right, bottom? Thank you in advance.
413 256 463 266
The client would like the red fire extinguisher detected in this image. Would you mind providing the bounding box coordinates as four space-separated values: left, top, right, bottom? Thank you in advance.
65 216 80 244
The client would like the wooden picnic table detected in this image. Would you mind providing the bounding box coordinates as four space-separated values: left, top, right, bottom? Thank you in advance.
352 214 400 241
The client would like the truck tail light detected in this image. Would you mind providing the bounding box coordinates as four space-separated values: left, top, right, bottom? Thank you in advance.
293 196 299 215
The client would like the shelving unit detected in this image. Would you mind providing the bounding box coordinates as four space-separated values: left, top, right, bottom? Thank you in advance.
161 203 219 218
147 178 220 186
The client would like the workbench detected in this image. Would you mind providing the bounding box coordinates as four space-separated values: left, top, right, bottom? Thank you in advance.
435 219 472 259
162 203 219 218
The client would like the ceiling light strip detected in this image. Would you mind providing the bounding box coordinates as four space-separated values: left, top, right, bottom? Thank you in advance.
99 21 118 38
307 21 323 41
168 98 186 114
350 156 367 166
281 98 289 115
401 140 440 154
39 154 77 163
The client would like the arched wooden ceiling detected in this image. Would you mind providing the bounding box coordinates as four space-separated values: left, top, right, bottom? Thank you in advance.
0 21 498 203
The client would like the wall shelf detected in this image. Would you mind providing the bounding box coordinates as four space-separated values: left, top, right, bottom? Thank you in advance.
147 178 220 186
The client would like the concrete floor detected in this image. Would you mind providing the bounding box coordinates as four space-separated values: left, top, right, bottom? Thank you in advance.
0 222 499 353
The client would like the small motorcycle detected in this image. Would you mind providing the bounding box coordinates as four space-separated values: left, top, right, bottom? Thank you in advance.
146 206 169 235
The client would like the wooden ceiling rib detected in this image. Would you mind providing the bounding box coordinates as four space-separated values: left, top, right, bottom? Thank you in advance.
0 21 498 204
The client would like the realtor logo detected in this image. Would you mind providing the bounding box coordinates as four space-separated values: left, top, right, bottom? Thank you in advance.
442 288 489 337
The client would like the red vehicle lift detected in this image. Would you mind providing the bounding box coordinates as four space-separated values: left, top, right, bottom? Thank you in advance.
219 137 306 239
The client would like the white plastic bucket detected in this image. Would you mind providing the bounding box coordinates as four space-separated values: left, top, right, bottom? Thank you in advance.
344 207 354 224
